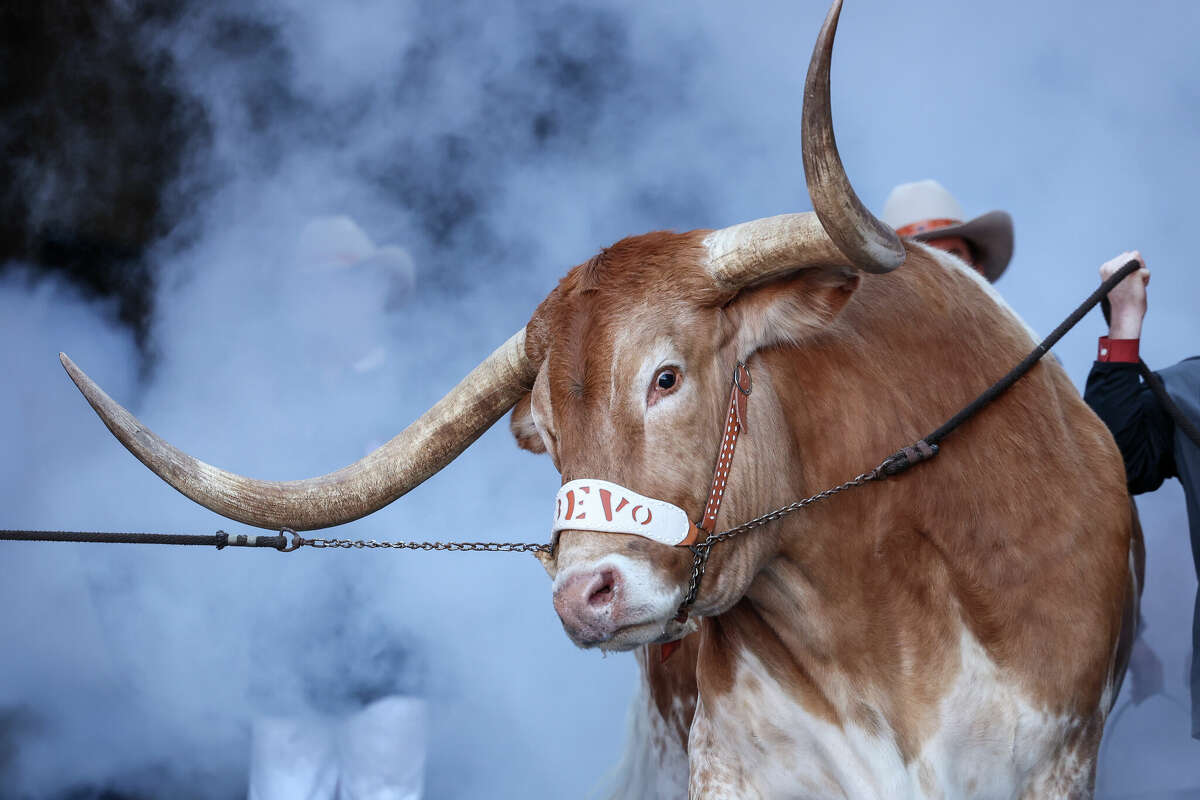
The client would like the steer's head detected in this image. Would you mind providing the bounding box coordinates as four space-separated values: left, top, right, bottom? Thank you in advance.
58 0 902 651
514 233 729 649
511 227 875 649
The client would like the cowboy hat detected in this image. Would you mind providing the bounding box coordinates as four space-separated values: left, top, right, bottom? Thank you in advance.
881 179 1013 282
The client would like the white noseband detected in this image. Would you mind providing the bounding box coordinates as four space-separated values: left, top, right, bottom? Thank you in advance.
552 479 698 546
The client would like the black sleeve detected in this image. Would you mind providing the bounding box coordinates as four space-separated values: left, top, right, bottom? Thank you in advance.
1084 361 1177 494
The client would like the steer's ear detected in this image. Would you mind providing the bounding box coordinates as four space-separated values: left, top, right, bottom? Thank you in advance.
510 392 546 454
726 267 860 360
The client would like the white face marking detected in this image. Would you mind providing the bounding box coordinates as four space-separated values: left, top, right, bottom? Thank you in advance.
615 334 686 417
688 628 1094 799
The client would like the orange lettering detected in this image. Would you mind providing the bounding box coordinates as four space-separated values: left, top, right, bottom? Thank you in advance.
574 486 589 520
599 488 615 522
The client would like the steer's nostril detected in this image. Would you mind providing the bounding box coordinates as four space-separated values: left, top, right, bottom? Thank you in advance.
589 583 613 606
587 569 618 607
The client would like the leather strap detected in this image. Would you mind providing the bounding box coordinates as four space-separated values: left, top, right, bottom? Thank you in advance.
663 362 752 661
698 361 752 534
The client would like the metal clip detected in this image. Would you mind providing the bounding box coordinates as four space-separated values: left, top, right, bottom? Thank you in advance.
733 361 753 396
278 527 305 552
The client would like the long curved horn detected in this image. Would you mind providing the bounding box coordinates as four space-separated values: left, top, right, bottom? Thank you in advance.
704 0 904 290
802 0 904 272
61 329 535 531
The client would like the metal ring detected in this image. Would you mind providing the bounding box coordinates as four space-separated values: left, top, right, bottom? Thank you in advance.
733 361 752 395
278 527 304 552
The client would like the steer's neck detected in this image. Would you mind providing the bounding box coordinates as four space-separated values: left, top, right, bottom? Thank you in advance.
697 251 1090 739
678 251 1131 785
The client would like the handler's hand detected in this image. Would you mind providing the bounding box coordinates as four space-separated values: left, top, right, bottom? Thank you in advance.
1100 251 1149 340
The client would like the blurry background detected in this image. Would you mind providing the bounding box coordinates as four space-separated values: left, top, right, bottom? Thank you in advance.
1 0 1198 797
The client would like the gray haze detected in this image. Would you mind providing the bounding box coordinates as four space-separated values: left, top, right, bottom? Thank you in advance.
2 0 1198 797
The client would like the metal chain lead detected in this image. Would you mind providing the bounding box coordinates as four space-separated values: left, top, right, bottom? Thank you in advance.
294 530 551 554
678 460 898 613
286 454 884 568
304 452 893 588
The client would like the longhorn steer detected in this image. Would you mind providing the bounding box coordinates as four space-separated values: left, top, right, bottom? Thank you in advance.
512 229 1135 797
61 1 1138 797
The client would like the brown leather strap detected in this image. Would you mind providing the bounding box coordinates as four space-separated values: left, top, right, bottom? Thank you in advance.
698 362 752 534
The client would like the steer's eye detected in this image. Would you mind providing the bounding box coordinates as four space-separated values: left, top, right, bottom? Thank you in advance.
648 367 681 407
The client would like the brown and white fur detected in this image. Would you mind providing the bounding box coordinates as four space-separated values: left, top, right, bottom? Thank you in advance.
513 235 1140 799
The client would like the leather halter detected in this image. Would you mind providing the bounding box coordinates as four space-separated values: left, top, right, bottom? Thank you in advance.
548 361 754 664
658 361 750 662
698 361 752 536
549 361 753 549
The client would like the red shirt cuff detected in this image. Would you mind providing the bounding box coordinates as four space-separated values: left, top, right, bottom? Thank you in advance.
1097 336 1139 363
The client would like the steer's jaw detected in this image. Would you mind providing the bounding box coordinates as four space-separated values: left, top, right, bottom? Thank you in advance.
551 549 692 650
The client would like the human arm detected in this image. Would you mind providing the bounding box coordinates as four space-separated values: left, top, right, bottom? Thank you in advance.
1101 250 1149 340
1085 362 1176 493
1084 251 1177 493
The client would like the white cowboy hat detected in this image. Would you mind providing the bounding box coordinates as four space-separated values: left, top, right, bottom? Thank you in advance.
881 180 1014 283
297 215 416 289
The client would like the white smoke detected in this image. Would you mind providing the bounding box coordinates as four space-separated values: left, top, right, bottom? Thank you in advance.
1 0 1199 797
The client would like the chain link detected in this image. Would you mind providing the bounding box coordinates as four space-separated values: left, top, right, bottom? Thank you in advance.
295 450 907 620
297 534 551 554
296 457 890 613
678 465 886 612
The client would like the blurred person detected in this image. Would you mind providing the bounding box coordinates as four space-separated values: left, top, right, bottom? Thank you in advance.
244 218 429 797
248 695 427 800
1084 251 1200 739
881 179 1013 283
294 215 418 378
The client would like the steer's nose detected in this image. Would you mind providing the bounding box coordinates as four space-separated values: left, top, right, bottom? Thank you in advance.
553 566 625 645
